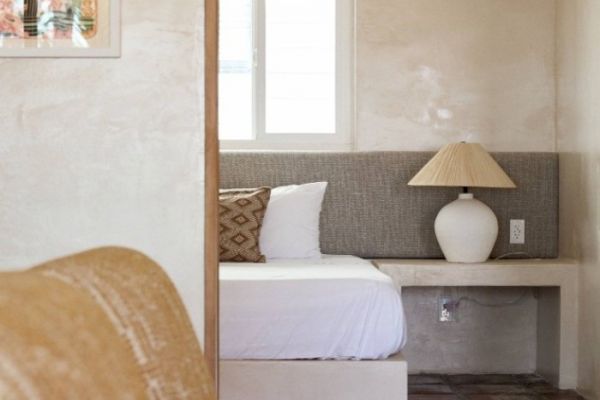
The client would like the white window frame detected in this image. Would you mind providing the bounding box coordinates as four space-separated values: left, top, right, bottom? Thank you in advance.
220 0 354 150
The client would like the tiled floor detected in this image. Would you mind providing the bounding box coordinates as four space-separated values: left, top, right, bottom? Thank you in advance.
409 374 586 400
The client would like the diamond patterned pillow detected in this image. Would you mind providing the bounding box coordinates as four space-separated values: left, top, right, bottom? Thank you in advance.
219 187 271 262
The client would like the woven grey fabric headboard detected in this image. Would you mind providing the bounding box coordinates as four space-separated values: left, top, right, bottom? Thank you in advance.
220 152 558 259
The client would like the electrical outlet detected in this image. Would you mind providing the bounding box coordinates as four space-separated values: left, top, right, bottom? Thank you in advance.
438 297 459 322
510 219 525 244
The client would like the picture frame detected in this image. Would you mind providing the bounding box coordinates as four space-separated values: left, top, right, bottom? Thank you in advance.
0 0 120 58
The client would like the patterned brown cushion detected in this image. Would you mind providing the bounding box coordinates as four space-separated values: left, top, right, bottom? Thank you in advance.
219 187 271 262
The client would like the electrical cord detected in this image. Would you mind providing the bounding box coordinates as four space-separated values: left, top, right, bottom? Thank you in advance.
447 252 533 307
438 253 536 309
494 251 533 260
455 288 531 308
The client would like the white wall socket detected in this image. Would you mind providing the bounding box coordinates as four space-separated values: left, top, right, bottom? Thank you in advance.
510 219 525 244
438 297 459 322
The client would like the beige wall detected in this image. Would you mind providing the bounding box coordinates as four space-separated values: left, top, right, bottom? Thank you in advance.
355 0 557 151
403 287 537 374
353 0 557 374
557 1 600 397
0 1 205 340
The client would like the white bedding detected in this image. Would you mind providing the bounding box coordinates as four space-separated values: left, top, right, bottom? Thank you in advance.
220 255 407 360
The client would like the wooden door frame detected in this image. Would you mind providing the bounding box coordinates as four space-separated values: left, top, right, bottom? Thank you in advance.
204 0 219 388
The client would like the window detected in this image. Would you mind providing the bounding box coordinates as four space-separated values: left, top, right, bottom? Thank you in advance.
219 0 353 149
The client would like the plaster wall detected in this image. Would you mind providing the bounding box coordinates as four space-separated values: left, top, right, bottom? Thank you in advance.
0 0 205 341
355 0 557 151
353 0 557 374
403 287 537 374
557 1 600 397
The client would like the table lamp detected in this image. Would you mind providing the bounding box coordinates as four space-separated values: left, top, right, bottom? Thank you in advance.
408 142 516 263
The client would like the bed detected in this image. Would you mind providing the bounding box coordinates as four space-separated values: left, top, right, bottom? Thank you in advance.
220 255 406 360
218 151 558 400
219 256 408 400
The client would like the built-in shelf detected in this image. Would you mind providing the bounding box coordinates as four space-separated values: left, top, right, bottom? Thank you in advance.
372 258 579 390
373 258 578 287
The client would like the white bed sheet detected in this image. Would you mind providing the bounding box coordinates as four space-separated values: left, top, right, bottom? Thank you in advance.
220 255 407 360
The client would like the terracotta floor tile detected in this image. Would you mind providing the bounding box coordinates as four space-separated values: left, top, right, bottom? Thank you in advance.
408 395 460 400
409 384 454 395
525 383 560 394
447 375 522 385
406 374 586 400
409 375 447 385
463 395 542 400
517 375 551 384
454 384 530 394
541 391 586 400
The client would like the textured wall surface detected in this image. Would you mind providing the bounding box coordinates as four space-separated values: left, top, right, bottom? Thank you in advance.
351 0 557 374
219 1 558 374
557 1 600 397
403 287 537 374
217 0 595 384
0 1 205 340
355 0 556 151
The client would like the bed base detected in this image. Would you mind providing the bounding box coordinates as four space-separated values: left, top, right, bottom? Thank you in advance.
219 352 407 400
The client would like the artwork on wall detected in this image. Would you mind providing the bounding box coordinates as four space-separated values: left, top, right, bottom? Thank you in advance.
0 0 119 57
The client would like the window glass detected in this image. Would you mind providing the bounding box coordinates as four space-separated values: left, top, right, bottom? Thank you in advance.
264 0 336 134
219 0 254 140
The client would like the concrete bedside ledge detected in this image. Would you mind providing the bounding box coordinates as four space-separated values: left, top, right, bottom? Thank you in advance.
372 258 579 391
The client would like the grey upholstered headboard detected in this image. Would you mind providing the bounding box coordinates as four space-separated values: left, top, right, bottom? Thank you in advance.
220 152 558 259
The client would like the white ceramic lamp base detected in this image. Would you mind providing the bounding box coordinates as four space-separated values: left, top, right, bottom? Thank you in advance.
434 193 498 263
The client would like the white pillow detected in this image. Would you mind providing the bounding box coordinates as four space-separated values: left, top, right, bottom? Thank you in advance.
259 182 328 260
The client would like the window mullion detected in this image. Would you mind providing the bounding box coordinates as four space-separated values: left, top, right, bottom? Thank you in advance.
337 0 353 147
254 0 266 142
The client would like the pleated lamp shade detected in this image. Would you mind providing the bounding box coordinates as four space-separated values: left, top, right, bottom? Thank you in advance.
408 143 516 189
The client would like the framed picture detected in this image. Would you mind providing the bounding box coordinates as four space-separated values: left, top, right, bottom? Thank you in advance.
0 0 120 57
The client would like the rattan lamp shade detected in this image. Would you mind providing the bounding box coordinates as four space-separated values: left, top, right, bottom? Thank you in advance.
408 143 516 188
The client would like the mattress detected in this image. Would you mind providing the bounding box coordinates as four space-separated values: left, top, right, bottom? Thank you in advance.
220 255 407 360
